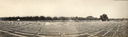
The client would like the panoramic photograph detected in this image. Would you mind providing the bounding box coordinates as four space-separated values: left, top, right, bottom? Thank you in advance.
0 0 128 37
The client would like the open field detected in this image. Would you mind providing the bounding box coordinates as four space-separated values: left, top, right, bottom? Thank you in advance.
0 20 128 37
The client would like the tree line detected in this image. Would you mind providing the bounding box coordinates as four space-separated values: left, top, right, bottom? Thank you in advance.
0 16 100 21
0 14 127 21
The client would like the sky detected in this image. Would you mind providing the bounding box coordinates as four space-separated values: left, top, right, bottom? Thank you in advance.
0 0 128 18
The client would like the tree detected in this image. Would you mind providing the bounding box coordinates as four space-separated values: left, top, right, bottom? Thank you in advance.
45 16 52 20
53 17 58 20
58 17 68 20
40 16 45 20
100 14 109 21
86 16 94 20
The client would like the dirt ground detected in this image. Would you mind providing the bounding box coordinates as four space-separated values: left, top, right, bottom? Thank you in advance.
0 20 128 37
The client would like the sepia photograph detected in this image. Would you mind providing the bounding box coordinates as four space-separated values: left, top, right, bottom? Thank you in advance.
0 0 128 37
